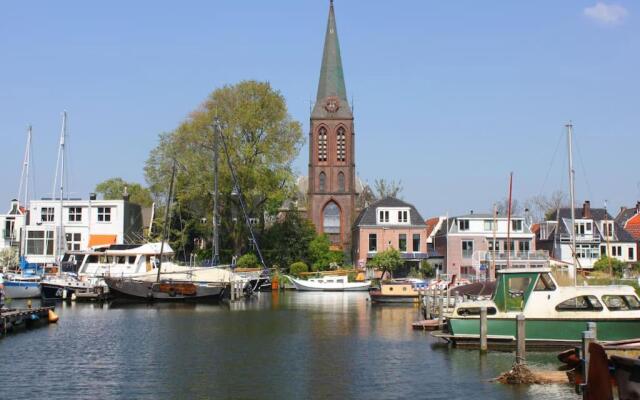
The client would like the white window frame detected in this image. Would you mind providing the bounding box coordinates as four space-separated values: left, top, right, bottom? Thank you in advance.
97 207 112 223
68 207 82 223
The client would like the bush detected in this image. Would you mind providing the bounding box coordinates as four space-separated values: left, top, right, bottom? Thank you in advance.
593 256 627 277
419 260 436 278
289 261 309 276
236 253 259 268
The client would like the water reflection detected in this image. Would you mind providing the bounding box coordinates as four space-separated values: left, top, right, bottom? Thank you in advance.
0 293 577 400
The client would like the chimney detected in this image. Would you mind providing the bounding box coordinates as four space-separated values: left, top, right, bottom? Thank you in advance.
582 200 591 219
89 193 97 201
636 201 640 214
123 186 130 202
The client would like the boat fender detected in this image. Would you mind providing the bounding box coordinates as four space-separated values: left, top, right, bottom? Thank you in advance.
48 310 59 323
147 292 153 300
62 289 67 299
71 293 77 301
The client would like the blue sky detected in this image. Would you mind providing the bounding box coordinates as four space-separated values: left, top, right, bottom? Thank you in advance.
1 1 638 218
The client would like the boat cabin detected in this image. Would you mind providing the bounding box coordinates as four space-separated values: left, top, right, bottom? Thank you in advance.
73 243 175 277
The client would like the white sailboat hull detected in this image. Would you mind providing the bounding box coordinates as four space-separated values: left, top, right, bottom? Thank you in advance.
287 276 371 291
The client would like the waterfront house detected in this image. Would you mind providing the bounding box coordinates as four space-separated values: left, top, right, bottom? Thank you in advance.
352 197 442 273
536 201 637 270
0 199 27 252
22 193 143 265
433 211 542 280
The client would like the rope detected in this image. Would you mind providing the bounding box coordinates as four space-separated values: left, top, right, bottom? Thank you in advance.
538 129 565 196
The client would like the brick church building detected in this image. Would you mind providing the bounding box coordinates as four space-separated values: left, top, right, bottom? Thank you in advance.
307 1 358 253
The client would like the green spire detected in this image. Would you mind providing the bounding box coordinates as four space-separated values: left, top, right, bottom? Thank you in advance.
313 0 351 118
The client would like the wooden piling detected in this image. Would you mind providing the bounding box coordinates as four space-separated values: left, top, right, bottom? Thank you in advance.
480 306 488 352
586 322 597 339
516 314 526 365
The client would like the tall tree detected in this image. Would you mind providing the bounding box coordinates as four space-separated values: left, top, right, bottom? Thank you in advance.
144 81 303 259
372 179 403 200
95 178 153 207
262 211 317 269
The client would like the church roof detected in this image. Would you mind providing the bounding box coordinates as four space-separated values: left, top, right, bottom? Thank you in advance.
311 1 352 120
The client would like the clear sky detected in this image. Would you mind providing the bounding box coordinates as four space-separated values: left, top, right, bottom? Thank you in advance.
1 1 638 218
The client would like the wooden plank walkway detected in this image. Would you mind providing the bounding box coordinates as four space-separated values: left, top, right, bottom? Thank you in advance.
1 306 55 335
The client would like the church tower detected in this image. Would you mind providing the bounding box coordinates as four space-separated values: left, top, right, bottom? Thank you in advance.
308 0 356 253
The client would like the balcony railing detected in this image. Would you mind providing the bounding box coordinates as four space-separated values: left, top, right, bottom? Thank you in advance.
367 251 432 260
559 234 601 243
472 250 550 267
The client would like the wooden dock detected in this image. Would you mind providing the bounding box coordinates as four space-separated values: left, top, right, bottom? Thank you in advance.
1 306 55 335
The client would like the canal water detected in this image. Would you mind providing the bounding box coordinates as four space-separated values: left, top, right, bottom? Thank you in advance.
1 292 577 399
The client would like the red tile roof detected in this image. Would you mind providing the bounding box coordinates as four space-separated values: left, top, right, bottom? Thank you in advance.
625 214 640 240
425 217 440 237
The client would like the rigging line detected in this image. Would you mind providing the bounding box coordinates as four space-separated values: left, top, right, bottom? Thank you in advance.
216 125 268 271
176 199 188 262
538 128 565 196
573 131 593 202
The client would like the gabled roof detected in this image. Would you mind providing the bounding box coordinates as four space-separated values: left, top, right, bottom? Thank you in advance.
354 197 426 227
311 1 352 120
545 207 636 243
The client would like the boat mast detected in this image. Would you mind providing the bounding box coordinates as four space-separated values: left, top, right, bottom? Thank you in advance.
566 122 578 286
156 161 177 283
506 172 513 269
17 125 33 208
53 112 68 272
212 118 220 266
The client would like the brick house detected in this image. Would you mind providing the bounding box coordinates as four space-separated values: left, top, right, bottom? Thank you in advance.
616 201 640 265
352 197 441 272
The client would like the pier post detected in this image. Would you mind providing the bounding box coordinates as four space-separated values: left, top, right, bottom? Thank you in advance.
446 287 450 313
581 330 595 392
480 306 488 352
424 290 431 320
586 322 597 340
516 314 526 365
438 297 444 329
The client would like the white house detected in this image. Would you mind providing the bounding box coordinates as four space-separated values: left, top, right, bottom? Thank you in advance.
21 194 143 264
536 201 637 269
0 199 27 252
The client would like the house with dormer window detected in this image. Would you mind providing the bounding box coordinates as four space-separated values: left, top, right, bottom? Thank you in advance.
616 201 640 262
536 201 637 269
352 197 442 271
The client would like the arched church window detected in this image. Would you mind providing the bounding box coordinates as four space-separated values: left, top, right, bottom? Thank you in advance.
336 127 346 162
319 172 326 192
318 127 328 162
323 202 341 244
338 172 345 192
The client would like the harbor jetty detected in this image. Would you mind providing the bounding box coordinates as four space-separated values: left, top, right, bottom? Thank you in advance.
1 306 57 335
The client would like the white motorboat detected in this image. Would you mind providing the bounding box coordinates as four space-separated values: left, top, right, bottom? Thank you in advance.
286 275 371 291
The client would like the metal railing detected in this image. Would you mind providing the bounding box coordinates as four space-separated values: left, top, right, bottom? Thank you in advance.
559 234 601 243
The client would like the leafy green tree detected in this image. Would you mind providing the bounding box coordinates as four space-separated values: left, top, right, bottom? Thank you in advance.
0 248 19 271
289 261 309 276
236 253 258 268
262 211 316 269
309 234 343 271
419 260 435 278
144 80 303 257
368 248 404 280
95 178 153 207
593 256 627 277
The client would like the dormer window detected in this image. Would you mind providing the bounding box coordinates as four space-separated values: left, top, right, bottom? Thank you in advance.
398 210 408 223
603 221 614 238
458 219 469 231
378 210 390 223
